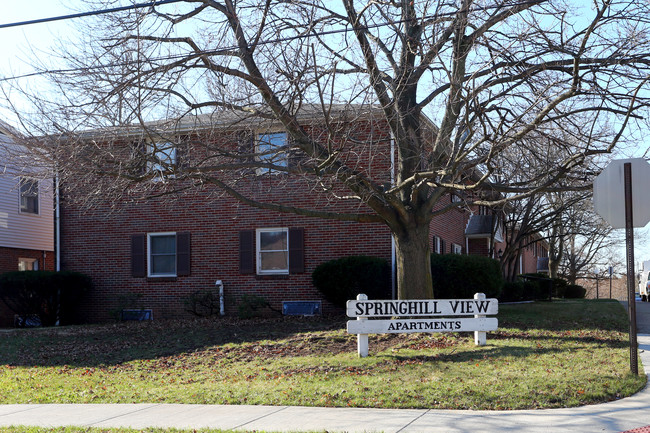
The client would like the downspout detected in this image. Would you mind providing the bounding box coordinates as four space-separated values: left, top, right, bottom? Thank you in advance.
55 173 61 326
55 173 60 272
390 134 396 299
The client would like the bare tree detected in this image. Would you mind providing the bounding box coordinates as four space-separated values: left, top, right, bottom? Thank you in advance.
556 201 626 285
5 0 650 299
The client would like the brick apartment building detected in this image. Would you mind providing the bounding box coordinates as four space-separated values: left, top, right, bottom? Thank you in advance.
0 123 55 326
49 107 546 323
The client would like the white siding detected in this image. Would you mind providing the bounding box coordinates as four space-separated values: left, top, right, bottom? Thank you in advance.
0 131 54 252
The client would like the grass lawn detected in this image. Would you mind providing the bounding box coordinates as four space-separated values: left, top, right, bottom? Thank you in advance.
0 299 645 411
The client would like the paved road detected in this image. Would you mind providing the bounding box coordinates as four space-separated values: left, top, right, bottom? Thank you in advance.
632 301 650 334
1 301 650 432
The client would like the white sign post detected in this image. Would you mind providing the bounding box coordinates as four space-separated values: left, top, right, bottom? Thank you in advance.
593 158 650 375
346 293 498 357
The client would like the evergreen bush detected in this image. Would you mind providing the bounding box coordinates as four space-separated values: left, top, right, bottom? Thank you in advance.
565 284 587 299
312 256 391 307
430 254 503 299
0 271 91 326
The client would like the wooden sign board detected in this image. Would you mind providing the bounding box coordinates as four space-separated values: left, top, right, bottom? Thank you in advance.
347 317 498 334
346 298 498 317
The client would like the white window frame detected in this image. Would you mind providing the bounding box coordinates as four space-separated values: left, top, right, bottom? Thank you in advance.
452 243 463 254
256 227 289 275
434 236 442 254
147 232 177 277
18 258 38 271
256 132 288 175
19 177 39 215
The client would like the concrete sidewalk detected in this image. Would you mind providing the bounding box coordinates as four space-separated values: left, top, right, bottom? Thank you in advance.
1 333 650 432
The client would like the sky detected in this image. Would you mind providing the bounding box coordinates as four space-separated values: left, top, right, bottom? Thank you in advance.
1 1 650 274
0 1 75 75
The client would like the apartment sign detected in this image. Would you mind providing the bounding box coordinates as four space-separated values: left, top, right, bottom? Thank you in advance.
347 294 499 357
346 298 498 318
347 317 498 334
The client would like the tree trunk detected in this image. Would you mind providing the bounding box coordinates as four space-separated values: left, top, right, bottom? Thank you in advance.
394 223 434 299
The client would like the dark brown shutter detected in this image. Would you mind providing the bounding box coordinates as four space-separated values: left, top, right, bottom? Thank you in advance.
131 234 146 277
237 131 255 174
175 136 190 170
288 227 304 274
440 239 446 254
131 141 147 176
239 230 255 274
176 232 191 276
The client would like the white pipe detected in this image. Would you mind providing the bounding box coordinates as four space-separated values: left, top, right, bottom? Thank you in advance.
216 280 224 315
55 173 60 272
390 134 397 299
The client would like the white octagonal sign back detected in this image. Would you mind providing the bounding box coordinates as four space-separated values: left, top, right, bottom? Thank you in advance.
593 158 650 229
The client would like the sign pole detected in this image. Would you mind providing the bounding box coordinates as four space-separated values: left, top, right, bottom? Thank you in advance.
356 293 369 358
624 162 639 375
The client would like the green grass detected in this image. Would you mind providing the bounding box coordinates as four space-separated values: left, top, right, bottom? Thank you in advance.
0 299 645 410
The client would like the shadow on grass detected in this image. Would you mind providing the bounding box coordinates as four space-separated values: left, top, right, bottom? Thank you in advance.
0 299 633 369
0 315 349 368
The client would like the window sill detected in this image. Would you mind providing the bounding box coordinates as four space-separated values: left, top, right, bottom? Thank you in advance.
146 276 178 282
255 274 290 280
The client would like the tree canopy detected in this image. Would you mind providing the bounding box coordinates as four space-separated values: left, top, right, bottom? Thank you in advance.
4 0 650 299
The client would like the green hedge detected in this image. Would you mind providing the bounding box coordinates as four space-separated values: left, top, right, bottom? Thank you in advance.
430 254 503 299
0 271 92 326
312 256 391 307
565 284 587 299
500 279 548 302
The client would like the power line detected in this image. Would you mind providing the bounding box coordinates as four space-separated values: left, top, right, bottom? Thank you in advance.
0 0 185 29
0 0 545 84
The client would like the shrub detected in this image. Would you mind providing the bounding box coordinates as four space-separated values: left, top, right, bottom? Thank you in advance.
0 271 91 326
312 256 391 307
565 284 587 299
551 277 569 298
237 294 278 319
184 290 221 317
500 281 527 302
430 254 503 299
499 278 548 302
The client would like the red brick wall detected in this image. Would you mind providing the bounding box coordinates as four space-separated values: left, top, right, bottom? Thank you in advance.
59 117 401 322
57 117 494 323
60 193 394 322
0 247 55 273
467 238 490 256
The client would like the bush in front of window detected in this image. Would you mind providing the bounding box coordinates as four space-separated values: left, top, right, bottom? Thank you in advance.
312 256 391 307
430 253 503 299
0 271 92 327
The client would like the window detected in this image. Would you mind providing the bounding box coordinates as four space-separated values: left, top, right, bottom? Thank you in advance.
149 142 177 177
18 258 38 271
256 132 288 174
433 236 442 254
148 232 177 277
256 228 289 274
132 232 190 278
19 178 39 214
452 243 463 254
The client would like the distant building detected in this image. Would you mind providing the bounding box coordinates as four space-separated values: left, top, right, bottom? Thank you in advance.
0 122 55 326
